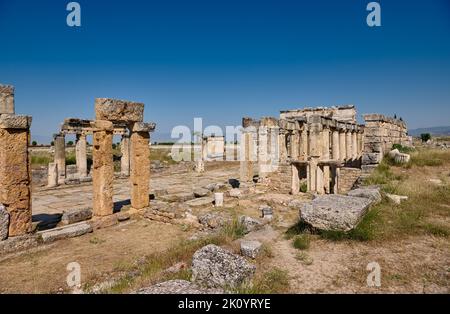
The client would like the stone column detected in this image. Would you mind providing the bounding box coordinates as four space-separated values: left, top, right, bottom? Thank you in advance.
92 120 114 217
339 131 346 161
240 130 254 182
346 131 352 162
291 164 300 195
308 116 323 193
0 84 15 114
54 133 66 181
357 132 363 157
258 127 270 178
278 130 287 161
300 128 308 161
130 123 152 209
322 128 330 194
0 114 32 237
120 134 130 176
47 162 58 187
352 131 358 160
290 131 300 159
332 130 340 160
76 133 88 178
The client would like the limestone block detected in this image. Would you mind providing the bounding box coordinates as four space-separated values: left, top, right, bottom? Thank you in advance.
130 131 151 209
386 194 408 204
0 84 15 114
362 153 382 165
191 244 256 288
300 195 373 231
394 153 410 164
131 122 156 133
60 208 93 225
92 130 114 216
0 114 32 129
0 234 41 254
214 193 224 207
38 222 93 243
239 216 263 234
347 187 382 203
240 240 262 259
0 128 32 236
193 188 210 198
95 98 144 122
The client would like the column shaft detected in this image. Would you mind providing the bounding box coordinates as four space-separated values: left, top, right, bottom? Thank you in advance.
130 131 151 209
120 135 130 176
76 133 88 177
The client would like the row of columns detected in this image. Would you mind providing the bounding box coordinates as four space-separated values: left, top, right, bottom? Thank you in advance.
51 132 131 185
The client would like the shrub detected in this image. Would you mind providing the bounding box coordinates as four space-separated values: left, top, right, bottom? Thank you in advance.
32 141 37 146
300 182 308 193
420 133 431 142
292 234 311 250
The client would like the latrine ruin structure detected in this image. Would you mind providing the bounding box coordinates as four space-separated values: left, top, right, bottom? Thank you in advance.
0 84 33 237
240 105 410 195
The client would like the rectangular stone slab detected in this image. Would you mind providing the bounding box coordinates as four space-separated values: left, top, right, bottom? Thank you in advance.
38 222 93 243
300 194 373 232
0 114 32 129
95 98 144 122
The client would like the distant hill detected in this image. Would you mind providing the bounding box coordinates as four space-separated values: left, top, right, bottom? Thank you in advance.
409 126 450 137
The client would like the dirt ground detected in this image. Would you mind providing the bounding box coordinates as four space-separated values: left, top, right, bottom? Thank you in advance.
0 151 449 294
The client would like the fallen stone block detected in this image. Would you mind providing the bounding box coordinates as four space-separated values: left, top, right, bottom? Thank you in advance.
0 234 41 255
388 149 400 158
38 222 93 243
240 240 262 259
347 186 382 203
386 193 408 204
135 279 224 294
394 153 410 164
60 208 92 225
185 197 214 207
193 188 210 198
239 216 263 234
214 193 224 207
198 212 230 229
300 195 373 232
117 212 131 222
191 244 256 289
160 192 195 203
228 189 242 198
259 206 274 220
0 203 9 241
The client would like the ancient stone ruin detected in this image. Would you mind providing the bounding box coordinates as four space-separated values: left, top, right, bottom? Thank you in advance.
240 105 411 195
0 85 33 238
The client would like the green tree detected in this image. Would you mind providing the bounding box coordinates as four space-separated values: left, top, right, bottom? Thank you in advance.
420 133 431 142
32 141 37 146
67 141 74 146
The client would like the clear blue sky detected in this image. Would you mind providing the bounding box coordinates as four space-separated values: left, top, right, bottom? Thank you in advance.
1 0 449 143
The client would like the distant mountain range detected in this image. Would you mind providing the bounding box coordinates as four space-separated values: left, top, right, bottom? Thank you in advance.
408 126 450 137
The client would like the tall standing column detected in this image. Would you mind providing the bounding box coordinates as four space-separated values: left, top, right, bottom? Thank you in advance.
120 134 130 176
339 131 346 161
130 123 152 209
240 130 255 182
76 133 88 178
278 130 287 162
352 131 358 160
300 128 308 161
322 128 330 194
258 127 270 178
346 130 352 162
92 121 114 217
54 133 66 181
0 114 32 237
308 116 323 193
290 130 300 159
332 130 340 160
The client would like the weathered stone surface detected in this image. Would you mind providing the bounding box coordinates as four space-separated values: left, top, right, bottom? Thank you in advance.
185 197 214 207
362 153 382 165
131 122 156 133
60 208 92 225
239 216 263 234
135 280 223 294
0 203 9 240
198 212 230 229
95 98 144 122
38 222 93 243
386 193 408 204
92 129 114 216
347 186 382 203
388 149 400 158
47 162 58 187
0 114 32 129
394 153 410 164
228 189 242 198
259 206 274 220
160 192 195 203
204 183 225 192
191 244 256 288
91 215 119 230
300 195 373 232
130 131 150 209
193 188 211 198
240 240 262 259
0 127 32 236
0 234 41 255
0 84 15 114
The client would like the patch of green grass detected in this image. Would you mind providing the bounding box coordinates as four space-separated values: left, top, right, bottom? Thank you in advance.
300 182 308 193
284 221 310 240
236 268 290 294
392 144 415 154
292 234 311 250
89 237 106 245
221 218 246 240
421 223 449 237
31 155 52 166
65 153 76 165
364 159 405 186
